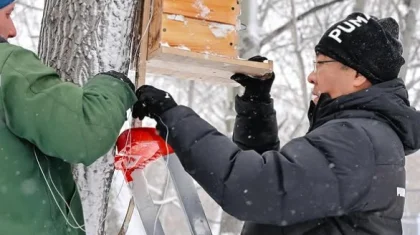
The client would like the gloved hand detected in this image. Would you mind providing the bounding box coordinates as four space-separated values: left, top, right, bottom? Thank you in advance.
230 55 275 102
132 85 178 120
99 70 135 92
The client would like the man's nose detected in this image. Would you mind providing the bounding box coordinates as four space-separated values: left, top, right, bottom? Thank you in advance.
8 21 17 38
307 71 316 84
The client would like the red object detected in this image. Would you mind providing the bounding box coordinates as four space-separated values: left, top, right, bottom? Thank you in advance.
114 127 174 182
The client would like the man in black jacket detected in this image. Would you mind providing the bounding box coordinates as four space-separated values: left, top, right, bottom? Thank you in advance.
132 13 420 235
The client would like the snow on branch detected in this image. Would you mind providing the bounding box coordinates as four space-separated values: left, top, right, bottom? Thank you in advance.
260 0 345 47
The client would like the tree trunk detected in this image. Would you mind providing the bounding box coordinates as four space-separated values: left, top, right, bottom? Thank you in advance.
38 1 138 234
220 0 258 234
353 0 366 12
290 0 309 111
399 0 420 81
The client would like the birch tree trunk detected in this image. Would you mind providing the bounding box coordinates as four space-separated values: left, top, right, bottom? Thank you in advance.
38 1 138 234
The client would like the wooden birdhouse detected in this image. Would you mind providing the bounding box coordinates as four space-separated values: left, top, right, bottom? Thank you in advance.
138 0 273 84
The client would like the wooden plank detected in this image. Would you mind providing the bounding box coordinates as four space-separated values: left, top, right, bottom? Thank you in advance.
161 13 238 58
137 0 152 87
147 0 163 59
121 1 154 233
147 64 238 85
163 0 240 25
147 46 273 84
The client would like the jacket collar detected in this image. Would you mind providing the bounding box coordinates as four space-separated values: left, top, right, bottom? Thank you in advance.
307 78 420 153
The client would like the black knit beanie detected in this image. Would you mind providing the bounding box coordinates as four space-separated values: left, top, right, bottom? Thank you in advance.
315 12 405 84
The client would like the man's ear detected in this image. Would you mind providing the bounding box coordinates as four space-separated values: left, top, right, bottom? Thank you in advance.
354 72 371 88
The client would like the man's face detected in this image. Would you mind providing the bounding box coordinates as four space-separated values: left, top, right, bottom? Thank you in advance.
0 3 16 39
307 54 366 104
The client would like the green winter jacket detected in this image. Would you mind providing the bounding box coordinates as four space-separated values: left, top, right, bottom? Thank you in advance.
0 43 137 234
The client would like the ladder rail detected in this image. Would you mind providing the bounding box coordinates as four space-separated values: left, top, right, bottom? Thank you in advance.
129 170 165 235
165 154 213 235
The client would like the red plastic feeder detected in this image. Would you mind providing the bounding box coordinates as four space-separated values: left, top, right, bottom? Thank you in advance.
114 127 174 181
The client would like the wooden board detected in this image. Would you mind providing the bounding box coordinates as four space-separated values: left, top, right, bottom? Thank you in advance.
137 0 153 86
148 0 163 57
160 13 238 58
146 46 273 85
163 0 240 25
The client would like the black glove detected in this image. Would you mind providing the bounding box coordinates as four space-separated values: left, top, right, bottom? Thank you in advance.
132 85 178 120
231 55 275 102
99 70 135 92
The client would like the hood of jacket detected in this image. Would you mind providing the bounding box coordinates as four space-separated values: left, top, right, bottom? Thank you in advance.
308 78 420 154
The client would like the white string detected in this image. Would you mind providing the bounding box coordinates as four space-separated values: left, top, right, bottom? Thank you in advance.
46 163 85 229
34 149 86 232
121 110 173 235
34 110 137 234
132 0 155 69
33 113 172 233
36 147 128 233
115 170 127 200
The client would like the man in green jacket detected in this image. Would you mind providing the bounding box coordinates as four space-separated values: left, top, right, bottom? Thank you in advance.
0 1 137 234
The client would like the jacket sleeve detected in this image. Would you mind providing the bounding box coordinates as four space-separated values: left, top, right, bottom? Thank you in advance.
157 106 375 226
233 96 280 153
0 45 137 165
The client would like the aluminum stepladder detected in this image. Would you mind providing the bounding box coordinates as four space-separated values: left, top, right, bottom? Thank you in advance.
116 0 213 233
120 155 213 235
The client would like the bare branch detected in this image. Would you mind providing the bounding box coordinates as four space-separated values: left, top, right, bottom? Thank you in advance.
408 62 420 70
288 112 308 138
406 77 420 90
259 0 346 47
262 41 293 54
259 0 271 26
411 89 420 107
15 1 43 11
389 0 404 25
278 115 289 131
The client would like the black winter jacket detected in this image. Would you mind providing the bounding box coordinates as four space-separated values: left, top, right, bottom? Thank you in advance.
156 78 420 235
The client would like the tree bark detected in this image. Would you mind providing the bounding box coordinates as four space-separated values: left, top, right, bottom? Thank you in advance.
220 0 258 234
290 0 309 111
399 0 420 81
38 1 137 234
353 0 366 12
